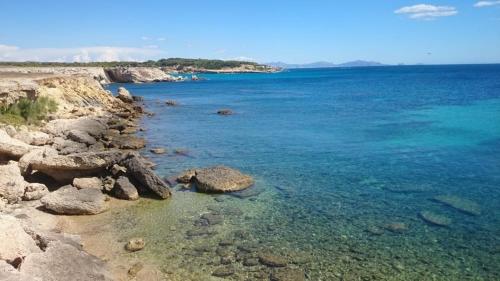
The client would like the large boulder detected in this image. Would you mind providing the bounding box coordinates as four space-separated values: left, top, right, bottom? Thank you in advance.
0 161 28 203
0 215 41 267
0 129 35 160
14 131 51 146
20 241 112 281
193 166 254 192
18 147 58 175
41 186 108 215
120 153 171 199
113 176 139 200
30 150 123 183
116 87 133 103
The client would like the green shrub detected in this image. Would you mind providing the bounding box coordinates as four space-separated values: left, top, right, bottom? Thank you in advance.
0 97 58 125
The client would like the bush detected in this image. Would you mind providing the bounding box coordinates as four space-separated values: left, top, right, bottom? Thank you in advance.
0 97 58 124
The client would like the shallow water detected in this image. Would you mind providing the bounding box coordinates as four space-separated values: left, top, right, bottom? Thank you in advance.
107 65 500 280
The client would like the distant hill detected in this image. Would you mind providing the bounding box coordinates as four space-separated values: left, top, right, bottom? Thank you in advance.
266 60 386 69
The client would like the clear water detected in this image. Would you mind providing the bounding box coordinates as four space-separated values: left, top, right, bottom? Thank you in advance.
106 65 500 280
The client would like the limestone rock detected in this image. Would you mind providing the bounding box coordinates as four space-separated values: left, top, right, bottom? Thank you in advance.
0 260 34 281
193 166 254 192
0 215 41 267
67 129 97 145
109 135 146 150
14 131 51 146
105 67 177 83
41 186 108 215
0 129 35 160
176 169 196 183
150 147 166 154
125 238 145 252
73 177 103 190
0 161 28 203
113 176 139 200
51 136 87 155
116 87 133 103
23 183 49 201
30 150 123 183
120 153 171 199
44 117 107 138
18 147 58 175
20 241 112 281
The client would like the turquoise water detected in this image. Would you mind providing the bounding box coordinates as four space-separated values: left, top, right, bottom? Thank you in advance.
107 65 500 280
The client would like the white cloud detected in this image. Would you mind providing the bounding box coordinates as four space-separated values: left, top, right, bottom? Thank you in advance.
474 1 500 7
0 44 165 62
230 56 256 62
395 4 458 20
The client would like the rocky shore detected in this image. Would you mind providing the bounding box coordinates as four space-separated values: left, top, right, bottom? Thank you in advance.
0 72 173 280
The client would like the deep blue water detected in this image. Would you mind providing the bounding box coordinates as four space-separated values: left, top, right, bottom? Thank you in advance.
107 65 500 280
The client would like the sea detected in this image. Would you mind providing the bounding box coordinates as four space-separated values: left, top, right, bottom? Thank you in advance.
106 65 500 280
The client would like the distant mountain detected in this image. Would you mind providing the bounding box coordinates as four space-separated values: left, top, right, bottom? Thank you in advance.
266 60 386 69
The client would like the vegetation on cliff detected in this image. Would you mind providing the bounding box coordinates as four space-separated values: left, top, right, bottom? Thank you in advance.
0 97 57 125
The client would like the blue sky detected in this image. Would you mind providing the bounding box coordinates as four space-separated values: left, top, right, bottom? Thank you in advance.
1 0 499 64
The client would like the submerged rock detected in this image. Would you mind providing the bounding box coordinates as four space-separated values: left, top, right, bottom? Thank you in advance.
270 268 305 281
433 195 481 216
41 186 108 215
258 253 287 267
20 241 112 281
419 211 452 227
125 238 145 252
212 266 235 277
385 222 408 234
193 166 254 193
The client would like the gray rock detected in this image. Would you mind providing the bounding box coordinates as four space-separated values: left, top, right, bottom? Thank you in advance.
150 147 166 154
212 266 234 277
0 129 36 160
102 176 115 193
120 153 171 199
109 135 146 150
0 215 41 266
110 163 127 176
176 169 196 183
44 117 107 138
41 186 108 215
20 241 112 281
23 183 49 201
116 87 133 103
113 176 139 200
18 147 58 175
14 131 51 146
67 129 97 145
51 136 87 155
193 166 254 193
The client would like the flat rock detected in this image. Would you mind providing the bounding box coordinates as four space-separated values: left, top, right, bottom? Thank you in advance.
110 135 146 150
20 241 112 281
217 109 233 115
0 260 34 281
0 215 41 267
419 211 452 227
18 147 58 175
14 131 51 146
212 266 234 277
67 129 97 145
0 161 28 203
433 195 481 216
193 166 254 193
113 176 139 200
41 186 108 215
385 222 408 233
44 117 107 138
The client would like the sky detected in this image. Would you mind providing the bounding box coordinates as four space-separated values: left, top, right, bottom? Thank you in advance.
0 0 499 65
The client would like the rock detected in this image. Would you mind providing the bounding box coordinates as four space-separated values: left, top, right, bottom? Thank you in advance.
102 176 115 192
212 267 234 277
150 147 166 154
20 241 112 281
231 187 263 199
0 215 41 267
243 258 259 266
120 127 137 135
41 186 108 215
258 254 287 267
0 259 34 281
111 163 127 176
419 211 452 227
217 109 233 115
113 176 139 200
176 169 196 183
52 136 87 155
67 129 97 145
14 131 51 146
385 222 408 233
18 147 58 175
105 67 177 83
73 177 103 190
125 238 145 252
44 117 107 138
0 161 28 203
4 125 17 137
116 87 133 103
199 213 224 226
30 150 123 183
132 95 144 102
0 129 35 160
120 153 171 199
128 262 144 277
23 183 49 201
270 268 305 281
110 135 146 150
433 195 481 216
165 100 178 106
193 166 254 193
366 225 384 236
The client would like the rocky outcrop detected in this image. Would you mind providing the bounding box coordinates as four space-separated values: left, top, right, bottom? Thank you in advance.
19 241 112 281
41 185 108 215
193 166 254 192
120 153 171 199
105 67 180 83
